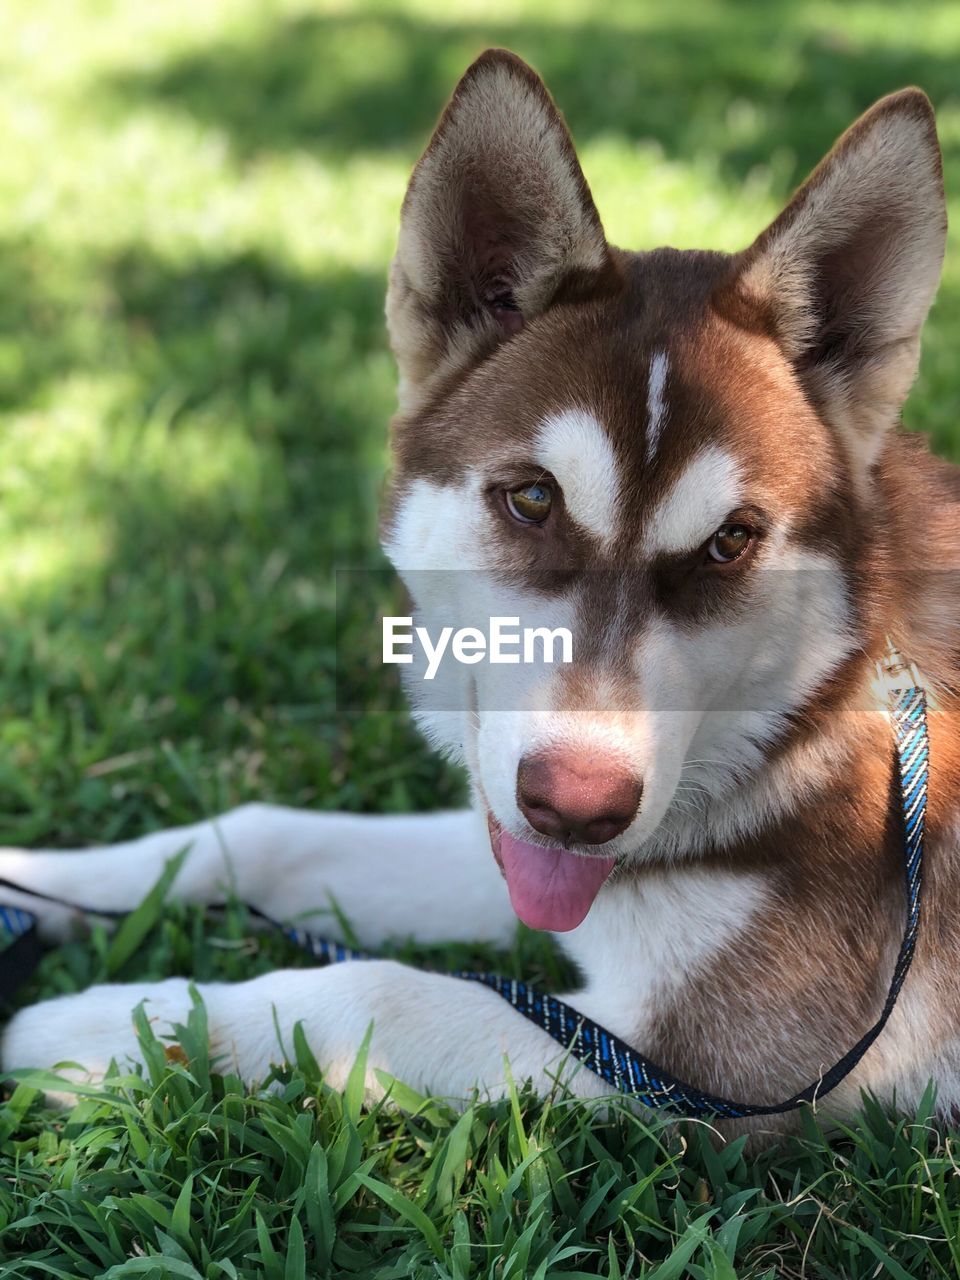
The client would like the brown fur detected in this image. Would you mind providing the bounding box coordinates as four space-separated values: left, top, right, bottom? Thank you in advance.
384 50 960 1134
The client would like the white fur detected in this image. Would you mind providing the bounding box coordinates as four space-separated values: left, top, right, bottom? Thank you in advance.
566 865 769 1044
383 473 492 762
2 963 613 1109
645 351 669 463
534 409 620 545
0 806 765 1107
384 474 490 574
0 806 515 949
643 447 743 557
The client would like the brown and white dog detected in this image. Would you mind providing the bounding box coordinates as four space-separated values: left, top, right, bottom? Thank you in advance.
3 51 960 1138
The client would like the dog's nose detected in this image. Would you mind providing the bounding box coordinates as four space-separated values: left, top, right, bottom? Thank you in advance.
516 751 642 845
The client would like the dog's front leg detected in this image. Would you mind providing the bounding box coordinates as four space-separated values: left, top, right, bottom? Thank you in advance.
0 806 516 947
1 961 613 1106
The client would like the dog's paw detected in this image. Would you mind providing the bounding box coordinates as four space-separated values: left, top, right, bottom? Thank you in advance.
2 978 194 1103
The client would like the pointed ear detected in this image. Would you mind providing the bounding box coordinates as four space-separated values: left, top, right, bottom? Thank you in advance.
722 89 947 470
387 49 613 413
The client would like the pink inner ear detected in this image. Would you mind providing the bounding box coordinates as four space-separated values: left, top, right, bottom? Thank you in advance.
481 265 524 335
493 305 524 334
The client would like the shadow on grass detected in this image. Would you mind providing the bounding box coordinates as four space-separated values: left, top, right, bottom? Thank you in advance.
1 244 464 843
0 237 101 412
4 245 393 540
104 5 960 190
6 5 960 835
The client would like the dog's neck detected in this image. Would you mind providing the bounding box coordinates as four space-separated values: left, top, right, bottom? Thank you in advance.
644 680 875 862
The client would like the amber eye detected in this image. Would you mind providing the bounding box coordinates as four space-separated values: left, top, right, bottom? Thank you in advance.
706 523 752 564
506 482 553 524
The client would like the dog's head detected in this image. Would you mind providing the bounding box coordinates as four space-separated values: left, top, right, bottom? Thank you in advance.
381 50 947 931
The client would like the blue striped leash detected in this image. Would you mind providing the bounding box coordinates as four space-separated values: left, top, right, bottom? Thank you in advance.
0 651 928 1118
0 904 42 1006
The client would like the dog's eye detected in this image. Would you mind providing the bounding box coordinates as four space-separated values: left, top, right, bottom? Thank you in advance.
506 482 553 524
706 523 752 564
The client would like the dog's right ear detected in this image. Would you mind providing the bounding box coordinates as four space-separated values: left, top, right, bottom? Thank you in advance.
721 89 946 475
387 49 612 414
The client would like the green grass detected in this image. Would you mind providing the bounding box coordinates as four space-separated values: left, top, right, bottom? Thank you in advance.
2 0 960 1273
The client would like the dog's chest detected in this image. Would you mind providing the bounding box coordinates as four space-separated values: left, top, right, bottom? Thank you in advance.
560 866 769 1044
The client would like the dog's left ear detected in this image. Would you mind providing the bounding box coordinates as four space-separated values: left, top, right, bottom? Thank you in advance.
387 49 613 414
723 89 946 470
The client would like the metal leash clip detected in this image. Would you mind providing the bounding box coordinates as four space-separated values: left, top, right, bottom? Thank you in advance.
875 640 924 699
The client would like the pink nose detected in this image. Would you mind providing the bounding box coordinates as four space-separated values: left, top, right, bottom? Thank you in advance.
516 751 642 845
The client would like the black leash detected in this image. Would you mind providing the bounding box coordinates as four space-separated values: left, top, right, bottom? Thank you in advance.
0 662 928 1118
0 904 43 1007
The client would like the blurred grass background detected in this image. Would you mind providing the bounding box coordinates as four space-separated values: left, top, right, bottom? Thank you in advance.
5 3 960 1273
1 0 958 845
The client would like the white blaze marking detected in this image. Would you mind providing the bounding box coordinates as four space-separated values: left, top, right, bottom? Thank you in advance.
383 474 488 573
535 409 620 545
645 351 669 462
643 446 743 557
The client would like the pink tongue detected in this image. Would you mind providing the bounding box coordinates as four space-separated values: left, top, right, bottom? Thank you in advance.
498 829 616 932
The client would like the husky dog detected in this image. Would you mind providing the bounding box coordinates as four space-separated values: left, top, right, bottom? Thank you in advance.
3 51 959 1138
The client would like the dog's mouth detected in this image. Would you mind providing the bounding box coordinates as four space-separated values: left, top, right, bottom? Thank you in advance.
486 812 617 933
